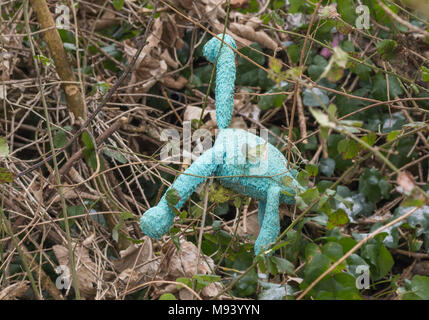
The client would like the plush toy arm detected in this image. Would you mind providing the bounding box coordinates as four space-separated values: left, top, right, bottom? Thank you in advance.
254 186 281 255
140 148 219 239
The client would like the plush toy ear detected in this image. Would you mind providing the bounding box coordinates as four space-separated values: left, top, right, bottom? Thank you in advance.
203 34 237 63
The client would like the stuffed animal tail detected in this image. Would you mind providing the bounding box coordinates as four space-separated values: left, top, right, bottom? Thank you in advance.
203 34 236 130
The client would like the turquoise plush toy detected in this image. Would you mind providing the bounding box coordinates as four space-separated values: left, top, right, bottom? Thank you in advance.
140 34 306 255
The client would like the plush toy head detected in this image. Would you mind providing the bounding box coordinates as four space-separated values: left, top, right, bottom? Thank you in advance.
202 34 236 129
203 34 237 63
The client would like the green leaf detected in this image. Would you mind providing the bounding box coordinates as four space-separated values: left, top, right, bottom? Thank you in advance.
0 167 15 184
34 54 51 66
192 274 221 284
236 43 273 90
359 168 392 203
303 88 330 107
53 128 70 149
289 0 304 14
103 148 127 164
322 242 344 261
258 281 296 300
309 107 334 128
303 253 331 284
209 183 231 204
308 55 328 80
81 131 94 150
408 275 429 300
337 139 359 160
327 209 350 230
271 10 285 26
372 73 404 101
175 277 193 289
258 87 287 111
319 158 335 177
421 66 429 83
62 204 85 228
313 273 362 300
360 132 376 148
296 187 319 209
90 82 111 96
361 235 394 280
337 0 358 24
159 293 176 300
333 46 348 68
377 39 398 60
83 148 104 171
113 0 125 11
270 256 295 275
387 130 400 142
305 242 321 262
305 164 319 177
166 188 181 206
0 137 9 157
297 170 310 187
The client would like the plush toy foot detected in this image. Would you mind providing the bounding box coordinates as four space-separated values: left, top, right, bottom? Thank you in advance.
254 233 277 256
139 203 174 239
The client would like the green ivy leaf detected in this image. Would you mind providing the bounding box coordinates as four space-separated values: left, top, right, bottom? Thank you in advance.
372 73 404 101
421 66 429 83
305 164 319 177
377 39 398 60
303 88 330 107
113 0 125 11
360 234 394 280
302 253 331 285
258 87 287 111
337 139 359 160
0 167 15 184
404 275 429 300
359 168 392 203
159 293 176 300
53 127 72 149
166 188 181 206
270 256 295 275
327 209 350 230
297 170 310 187
387 130 400 142
319 158 336 177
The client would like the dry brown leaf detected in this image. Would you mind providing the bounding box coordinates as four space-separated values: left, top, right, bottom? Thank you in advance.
53 241 98 298
231 0 250 8
53 235 115 299
162 75 188 90
179 0 193 10
229 22 278 50
184 105 216 122
92 10 119 31
113 238 160 281
0 281 29 300
397 171 416 194
150 238 224 299
237 210 260 238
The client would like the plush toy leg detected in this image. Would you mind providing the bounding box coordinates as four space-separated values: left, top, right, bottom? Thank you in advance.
140 148 219 239
257 200 266 227
254 186 281 255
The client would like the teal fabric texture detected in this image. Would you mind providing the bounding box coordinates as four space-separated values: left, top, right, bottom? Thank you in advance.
140 34 306 255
